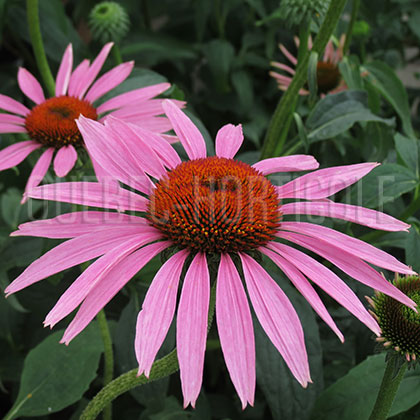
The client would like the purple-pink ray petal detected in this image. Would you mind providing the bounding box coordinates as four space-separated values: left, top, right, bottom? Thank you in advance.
0 123 27 133
278 231 416 309
68 59 90 97
0 141 41 171
5 228 159 296
136 249 189 377
22 147 54 203
55 44 73 96
277 163 379 199
281 201 411 232
61 241 170 344
45 236 152 328
53 145 78 177
271 62 296 75
97 83 171 114
279 44 297 65
261 247 344 342
0 114 25 125
239 253 311 387
252 155 319 175
215 124 244 159
84 61 134 103
162 100 207 160
216 254 255 409
17 68 45 104
177 253 210 408
268 242 380 335
26 182 148 212
0 94 30 116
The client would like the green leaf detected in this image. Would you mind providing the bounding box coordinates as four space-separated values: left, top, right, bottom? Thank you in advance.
362 61 415 138
394 133 419 176
338 56 363 90
306 91 394 142
307 51 319 102
294 112 309 152
349 163 417 209
405 225 420 274
5 323 103 419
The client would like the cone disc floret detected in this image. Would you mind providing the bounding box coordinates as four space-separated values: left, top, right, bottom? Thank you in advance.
25 96 98 148
316 61 341 94
147 156 281 253
373 275 420 361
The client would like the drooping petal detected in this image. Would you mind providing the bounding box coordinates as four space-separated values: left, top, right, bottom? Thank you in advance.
68 59 90 97
0 94 30 116
5 228 160 295
252 155 319 175
61 241 170 344
22 147 54 203
271 62 296 75
55 44 73 96
281 201 410 232
279 231 416 309
84 61 134 103
77 116 154 193
17 68 45 104
261 247 344 342
136 249 189 377
97 83 171 114
126 116 173 133
53 145 78 177
216 254 255 408
0 114 25 125
279 43 297 65
0 141 41 171
177 253 210 408
276 163 379 199
45 236 153 328
26 182 148 212
0 123 27 133
239 253 311 387
268 242 380 335
162 100 207 160
215 124 244 159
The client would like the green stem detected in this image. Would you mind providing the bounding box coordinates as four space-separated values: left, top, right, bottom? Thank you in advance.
96 310 114 420
26 0 55 97
343 0 360 54
111 44 123 65
297 22 310 64
369 361 407 420
141 0 151 30
261 0 348 159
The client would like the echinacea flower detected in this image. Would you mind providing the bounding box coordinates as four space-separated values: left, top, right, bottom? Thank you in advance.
0 42 180 199
270 35 347 95
5 101 416 409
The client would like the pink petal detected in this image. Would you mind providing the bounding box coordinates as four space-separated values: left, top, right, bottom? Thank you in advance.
53 145 78 177
0 114 25 125
121 116 173 133
277 231 416 309
136 249 189 377
61 240 170 344
5 228 159 295
68 59 90 97
162 100 207 160
239 253 311 387
268 242 380 335
216 254 255 408
0 140 41 171
271 62 296 75
84 61 134 103
276 163 379 199
0 94 30 116
13 211 147 238
97 83 171 114
215 124 244 159
76 43 114 99
108 99 185 120
0 123 27 133
55 44 73 96
22 147 54 203
252 155 319 175
279 44 297 65
45 235 153 328
281 201 410 232
17 68 45 104
177 253 210 408
26 182 148 212
261 247 344 342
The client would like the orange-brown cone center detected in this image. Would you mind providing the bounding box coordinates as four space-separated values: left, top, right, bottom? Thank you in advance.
316 62 341 94
147 156 281 253
25 96 98 148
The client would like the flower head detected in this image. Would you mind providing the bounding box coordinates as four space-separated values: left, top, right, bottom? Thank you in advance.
0 43 179 200
276 0 330 27
270 35 347 95
6 102 416 409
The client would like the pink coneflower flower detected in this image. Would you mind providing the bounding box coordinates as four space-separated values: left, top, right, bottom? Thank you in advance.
0 42 179 198
5 101 416 409
270 35 347 95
